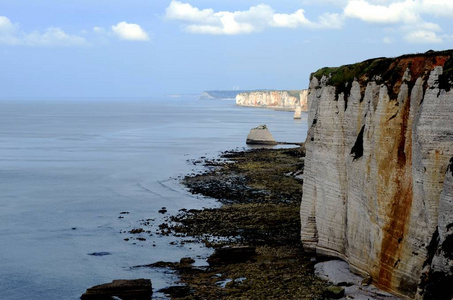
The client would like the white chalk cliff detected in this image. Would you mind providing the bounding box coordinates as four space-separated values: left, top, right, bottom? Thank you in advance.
300 51 453 299
236 90 308 113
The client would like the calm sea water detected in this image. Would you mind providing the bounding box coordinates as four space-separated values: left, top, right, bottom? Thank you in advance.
0 97 308 299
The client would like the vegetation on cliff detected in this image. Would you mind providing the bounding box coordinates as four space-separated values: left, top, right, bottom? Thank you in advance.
310 49 453 101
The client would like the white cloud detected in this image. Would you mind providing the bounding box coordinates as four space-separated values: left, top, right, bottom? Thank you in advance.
382 37 393 44
0 16 16 33
0 16 21 45
404 30 443 44
420 0 453 16
302 0 348 5
317 13 344 29
272 9 311 28
24 27 88 47
342 0 453 44
165 1 217 24
0 16 88 47
111 22 150 41
0 16 151 46
165 1 343 35
344 0 418 24
93 26 106 34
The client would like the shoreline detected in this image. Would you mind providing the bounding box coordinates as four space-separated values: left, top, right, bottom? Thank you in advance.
150 146 329 299
82 145 400 299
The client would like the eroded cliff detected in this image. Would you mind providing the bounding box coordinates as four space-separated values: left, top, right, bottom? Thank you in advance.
300 50 453 299
236 90 308 112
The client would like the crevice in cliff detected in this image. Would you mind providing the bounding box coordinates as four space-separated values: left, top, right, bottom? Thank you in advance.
350 125 365 160
421 272 453 300
448 157 453 176
443 235 453 260
438 55 453 92
418 227 453 300
419 228 452 300
422 228 439 269
397 92 411 168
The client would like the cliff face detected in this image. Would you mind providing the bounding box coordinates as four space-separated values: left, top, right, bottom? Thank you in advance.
236 90 308 111
300 50 453 299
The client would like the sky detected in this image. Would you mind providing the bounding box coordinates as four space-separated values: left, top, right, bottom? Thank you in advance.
1 0 453 98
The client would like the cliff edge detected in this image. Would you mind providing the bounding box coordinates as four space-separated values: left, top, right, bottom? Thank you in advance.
300 50 453 299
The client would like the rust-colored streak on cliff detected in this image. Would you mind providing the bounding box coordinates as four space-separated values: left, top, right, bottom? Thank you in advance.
302 50 453 298
377 91 413 290
389 56 449 97
375 55 448 292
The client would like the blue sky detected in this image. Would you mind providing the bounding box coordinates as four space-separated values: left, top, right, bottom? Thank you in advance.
1 0 453 97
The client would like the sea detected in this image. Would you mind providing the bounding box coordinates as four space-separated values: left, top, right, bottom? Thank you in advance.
0 96 308 299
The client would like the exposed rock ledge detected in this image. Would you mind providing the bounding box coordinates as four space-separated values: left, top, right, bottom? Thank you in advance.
300 50 453 299
236 90 308 115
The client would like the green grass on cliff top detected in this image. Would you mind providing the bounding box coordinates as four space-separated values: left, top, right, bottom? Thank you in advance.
310 49 453 87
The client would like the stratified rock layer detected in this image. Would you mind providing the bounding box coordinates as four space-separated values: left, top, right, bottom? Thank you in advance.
300 50 453 299
236 90 308 112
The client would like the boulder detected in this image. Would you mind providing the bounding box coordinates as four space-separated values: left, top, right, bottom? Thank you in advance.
246 125 277 145
81 279 152 300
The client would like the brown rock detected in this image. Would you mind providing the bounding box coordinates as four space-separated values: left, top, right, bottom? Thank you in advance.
81 279 152 300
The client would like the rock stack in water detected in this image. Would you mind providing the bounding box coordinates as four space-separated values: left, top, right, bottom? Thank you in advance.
300 50 453 300
246 125 277 145
294 106 302 119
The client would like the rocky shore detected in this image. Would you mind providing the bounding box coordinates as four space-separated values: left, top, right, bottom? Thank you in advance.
83 146 398 299
148 147 330 299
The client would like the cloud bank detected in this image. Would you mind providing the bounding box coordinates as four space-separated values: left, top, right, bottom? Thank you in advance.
0 17 150 47
165 1 343 35
0 16 88 46
165 0 452 44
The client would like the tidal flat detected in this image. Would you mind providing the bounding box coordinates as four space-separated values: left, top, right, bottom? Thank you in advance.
152 147 329 299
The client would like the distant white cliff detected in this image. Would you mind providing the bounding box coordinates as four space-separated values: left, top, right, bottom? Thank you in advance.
236 90 308 118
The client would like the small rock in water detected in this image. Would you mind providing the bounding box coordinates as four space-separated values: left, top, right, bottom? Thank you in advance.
246 124 277 145
88 252 111 256
158 207 168 214
81 279 152 300
180 257 195 265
